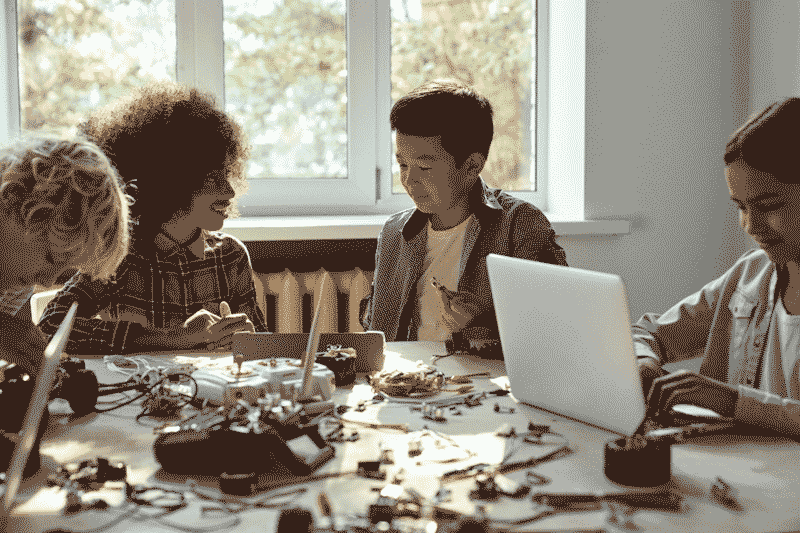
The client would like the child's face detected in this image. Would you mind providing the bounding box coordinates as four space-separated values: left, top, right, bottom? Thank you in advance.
0 212 70 290
396 133 477 216
179 171 236 232
726 158 800 265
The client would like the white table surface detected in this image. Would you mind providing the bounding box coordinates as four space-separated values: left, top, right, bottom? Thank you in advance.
6 341 800 533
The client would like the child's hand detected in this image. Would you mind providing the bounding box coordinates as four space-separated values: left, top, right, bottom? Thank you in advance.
646 370 738 419
0 312 48 374
206 301 255 351
437 289 487 333
181 308 223 348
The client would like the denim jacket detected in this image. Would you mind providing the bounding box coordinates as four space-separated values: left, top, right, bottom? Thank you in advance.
632 248 800 437
362 177 568 342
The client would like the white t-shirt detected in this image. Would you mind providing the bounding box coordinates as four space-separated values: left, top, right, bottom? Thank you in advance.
760 297 800 398
415 216 473 341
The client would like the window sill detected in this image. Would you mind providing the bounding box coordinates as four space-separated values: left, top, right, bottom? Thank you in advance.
222 215 631 241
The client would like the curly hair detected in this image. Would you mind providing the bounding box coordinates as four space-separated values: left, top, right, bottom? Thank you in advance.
390 78 494 168
77 81 251 245
725 97 800 184
0 136 132 281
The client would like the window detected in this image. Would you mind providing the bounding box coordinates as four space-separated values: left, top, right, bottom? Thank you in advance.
3 0 548 216
16 0 176 137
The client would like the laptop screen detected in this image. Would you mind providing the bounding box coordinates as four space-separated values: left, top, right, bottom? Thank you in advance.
1 302 78 517
486 254 646 436
300 272 330 399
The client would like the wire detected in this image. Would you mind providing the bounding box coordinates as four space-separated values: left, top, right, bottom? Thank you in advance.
39 505 141 533
152 515 241 533
93 390 151 413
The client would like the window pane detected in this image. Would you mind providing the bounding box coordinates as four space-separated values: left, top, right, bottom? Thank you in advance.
17 0 176 137
391 0 535 193
224 0 347 179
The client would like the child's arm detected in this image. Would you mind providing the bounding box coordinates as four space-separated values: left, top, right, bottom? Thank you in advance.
0 311 48 374
735 387 800 439
360 228 384 331
37 271 123 355
512 205 568 266
224 236 268 333
631 272 730 366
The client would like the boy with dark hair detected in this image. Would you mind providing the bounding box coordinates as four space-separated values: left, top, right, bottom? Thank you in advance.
363 79 567 346
0 136 131 371
39 82 267 355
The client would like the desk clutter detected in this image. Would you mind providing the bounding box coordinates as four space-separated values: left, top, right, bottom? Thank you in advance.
0 350 765 533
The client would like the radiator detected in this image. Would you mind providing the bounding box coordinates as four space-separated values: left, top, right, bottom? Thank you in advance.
253 268 373 333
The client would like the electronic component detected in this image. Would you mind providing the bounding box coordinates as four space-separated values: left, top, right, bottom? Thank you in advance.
47 457 127 491
710 477 742 512
153 399 335 486
357 461 386 481
191 357 335 408
604 435 671 487
531 489 683 513
276 507 314 533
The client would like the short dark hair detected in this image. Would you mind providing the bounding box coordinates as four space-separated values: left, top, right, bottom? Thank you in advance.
725 97 800 184
78 81 251 244
390 79 494 168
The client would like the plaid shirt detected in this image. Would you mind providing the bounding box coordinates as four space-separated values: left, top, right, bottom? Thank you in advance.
39 230 267 355
0 286 35 317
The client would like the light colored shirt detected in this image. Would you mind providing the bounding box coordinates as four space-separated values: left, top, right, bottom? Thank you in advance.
415 216 472 341
760 297 800 399
632 249 800 438
364 177 568 342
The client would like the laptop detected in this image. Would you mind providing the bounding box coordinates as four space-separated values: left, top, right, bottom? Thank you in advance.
0 302 78 517
486 255 645 436
299 271 330 399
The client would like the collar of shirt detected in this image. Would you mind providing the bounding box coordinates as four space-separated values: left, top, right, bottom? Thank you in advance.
401 176 502 241
152 229 212 260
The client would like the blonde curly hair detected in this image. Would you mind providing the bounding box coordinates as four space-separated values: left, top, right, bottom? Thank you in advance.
77 81 250 244
0 136 132 282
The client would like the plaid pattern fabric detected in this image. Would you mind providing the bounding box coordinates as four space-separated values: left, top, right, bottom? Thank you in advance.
38 230 267 355
0 286 35 317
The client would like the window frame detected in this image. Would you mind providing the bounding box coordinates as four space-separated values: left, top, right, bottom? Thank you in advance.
2 0 549 216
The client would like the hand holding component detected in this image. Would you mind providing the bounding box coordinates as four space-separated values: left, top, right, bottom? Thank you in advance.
647 369 738 419
207 300 255 351
181 308 223 349
432 283 486 333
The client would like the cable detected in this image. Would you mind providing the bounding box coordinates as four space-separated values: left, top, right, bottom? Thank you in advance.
40 505 140 533
93 390 151 413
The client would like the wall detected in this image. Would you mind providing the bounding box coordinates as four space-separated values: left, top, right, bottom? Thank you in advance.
557 1 756 333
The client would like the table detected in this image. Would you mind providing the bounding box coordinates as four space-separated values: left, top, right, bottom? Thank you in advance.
7 342 800 533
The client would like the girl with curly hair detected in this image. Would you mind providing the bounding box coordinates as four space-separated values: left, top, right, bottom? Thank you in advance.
39 81 267 355
0 135 132 372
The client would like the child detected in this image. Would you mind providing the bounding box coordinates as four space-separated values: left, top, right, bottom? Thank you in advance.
363 79 567 346
637 97 800 439
0 136 131 372
38 82 267 355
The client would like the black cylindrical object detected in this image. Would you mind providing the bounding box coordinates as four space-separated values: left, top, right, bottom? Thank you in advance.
604 436 671 487
318 354 356 386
